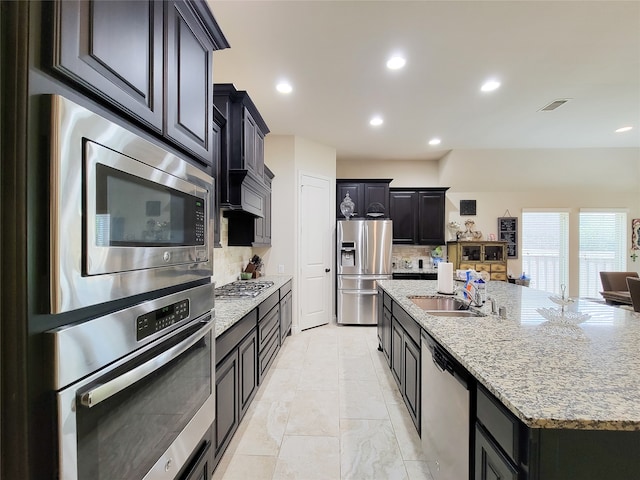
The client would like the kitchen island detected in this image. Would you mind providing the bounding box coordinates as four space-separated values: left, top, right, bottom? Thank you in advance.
377 279 640 479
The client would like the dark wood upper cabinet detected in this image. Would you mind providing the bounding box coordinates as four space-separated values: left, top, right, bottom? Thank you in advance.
336 179 392 218
212 105 226 247
51 0 229 167
165 0 214 161
417 190 446 244
389 188 449 245
52 0 164 130
389 190 417 243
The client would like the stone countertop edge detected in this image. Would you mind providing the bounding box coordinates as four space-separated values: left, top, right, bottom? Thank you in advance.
393 267 439 274
378 279 640 432
214 275 292 338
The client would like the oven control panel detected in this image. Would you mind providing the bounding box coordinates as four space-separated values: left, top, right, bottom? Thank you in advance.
136 299 190 341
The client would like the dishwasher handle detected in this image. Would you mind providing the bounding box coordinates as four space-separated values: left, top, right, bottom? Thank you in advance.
430 341 470 389
432 346 454 375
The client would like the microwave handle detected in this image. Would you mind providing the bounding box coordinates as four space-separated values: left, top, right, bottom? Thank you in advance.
78 318 213 408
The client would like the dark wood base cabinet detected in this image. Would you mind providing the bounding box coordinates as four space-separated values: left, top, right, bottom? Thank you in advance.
377 288 640 480
214 310 258 466
213 282 293 471
377 289 391 364
280 281 293 342
389 302 421 432
475 425 518 480
475 384 640 480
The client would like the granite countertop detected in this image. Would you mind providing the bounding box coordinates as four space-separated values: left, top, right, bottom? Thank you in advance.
378 279 640 431
392 267 439 275
214 275 292 338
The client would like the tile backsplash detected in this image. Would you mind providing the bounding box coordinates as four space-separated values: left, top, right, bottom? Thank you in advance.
392 245 446 269
212 215 254 286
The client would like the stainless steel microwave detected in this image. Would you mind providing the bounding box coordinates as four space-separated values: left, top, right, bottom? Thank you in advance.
48 95 214 313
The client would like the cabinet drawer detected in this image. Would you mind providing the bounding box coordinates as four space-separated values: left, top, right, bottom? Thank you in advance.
459 263 475 270
392 303 420 346
216 310 258 364
491 264 507 273
279 280 292 298
258 305 280 352
258 291 279 321
258 329 280 381
490 272 507 281
383 292 392 311
475 264 491 273
476 386 520 464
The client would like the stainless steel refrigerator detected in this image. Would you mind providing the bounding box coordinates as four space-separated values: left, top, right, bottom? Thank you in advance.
336 219 393 325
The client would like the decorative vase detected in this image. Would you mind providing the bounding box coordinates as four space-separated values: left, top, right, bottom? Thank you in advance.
340 193 355 220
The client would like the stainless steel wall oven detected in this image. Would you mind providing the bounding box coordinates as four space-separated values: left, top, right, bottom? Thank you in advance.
46 283 216 480
47 95 214 313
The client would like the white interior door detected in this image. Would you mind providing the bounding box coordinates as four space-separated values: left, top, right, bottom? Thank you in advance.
299 173 332 330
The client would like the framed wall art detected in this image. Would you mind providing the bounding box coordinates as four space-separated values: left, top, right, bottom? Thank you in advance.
460 200 476 216
498 216 518 258
632 218 640 250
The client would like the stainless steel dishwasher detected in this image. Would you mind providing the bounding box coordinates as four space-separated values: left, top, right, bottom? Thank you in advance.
421 332 471 480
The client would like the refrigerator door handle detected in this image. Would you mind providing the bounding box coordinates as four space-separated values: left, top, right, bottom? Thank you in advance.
341 290 378 295
363 221 369 274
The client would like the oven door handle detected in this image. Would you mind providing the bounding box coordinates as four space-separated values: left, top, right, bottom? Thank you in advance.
78 318 213 408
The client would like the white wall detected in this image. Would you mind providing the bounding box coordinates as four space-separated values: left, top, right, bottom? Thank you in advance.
337 147 640 296
337 158 440 186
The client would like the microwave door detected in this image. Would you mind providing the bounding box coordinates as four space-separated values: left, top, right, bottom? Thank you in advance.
85 141 209 276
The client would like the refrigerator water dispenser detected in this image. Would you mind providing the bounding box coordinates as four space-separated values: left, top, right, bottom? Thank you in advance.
340 242 356 267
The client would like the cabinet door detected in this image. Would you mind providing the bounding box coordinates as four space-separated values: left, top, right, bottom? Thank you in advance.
166 0 214 163
280 291 293 342
475 426 518 480
238 330 258 420
403 336 421 432
52 0 163 130
364 183 389 215
243 108 258 175
337 182 363 218
389 191 417 244
391 320 404 387
214 351 239 460
382 307 392 364
255 129 265 178
212 108 225 247
417 191 445 244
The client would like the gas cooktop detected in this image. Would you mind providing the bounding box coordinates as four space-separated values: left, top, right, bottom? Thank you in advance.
214 280 274 299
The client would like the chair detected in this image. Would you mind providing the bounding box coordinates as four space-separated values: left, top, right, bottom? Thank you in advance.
599 271 639 292
626 277 640 312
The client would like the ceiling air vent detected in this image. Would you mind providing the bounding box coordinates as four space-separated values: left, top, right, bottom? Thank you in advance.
539 99 571 111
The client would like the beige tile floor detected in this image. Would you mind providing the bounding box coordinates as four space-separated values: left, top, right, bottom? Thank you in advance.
212 323 434 480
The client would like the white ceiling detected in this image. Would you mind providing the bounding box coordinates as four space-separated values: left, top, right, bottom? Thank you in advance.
208 0 640 161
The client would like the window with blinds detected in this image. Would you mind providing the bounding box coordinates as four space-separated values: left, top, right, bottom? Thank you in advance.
521 211 569 294
579 210 627 298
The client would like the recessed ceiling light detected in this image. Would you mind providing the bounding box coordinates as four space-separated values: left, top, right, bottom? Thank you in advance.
276 81 293 94
615 126 633 133
480 79 501 92
386 55 406 70
428 138 441 146
369 115 383 126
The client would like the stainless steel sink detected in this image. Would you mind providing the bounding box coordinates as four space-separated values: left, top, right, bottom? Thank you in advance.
407 295 484 317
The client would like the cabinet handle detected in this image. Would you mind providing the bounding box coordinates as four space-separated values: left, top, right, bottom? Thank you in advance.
325 268 331 272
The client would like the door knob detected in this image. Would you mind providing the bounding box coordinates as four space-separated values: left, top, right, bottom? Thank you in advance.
325 268 331 272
